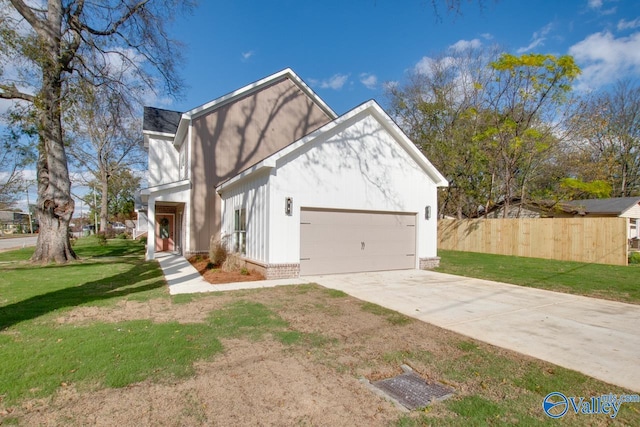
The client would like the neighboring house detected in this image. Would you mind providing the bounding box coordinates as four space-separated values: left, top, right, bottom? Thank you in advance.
482 198 554 219
138 69 448 278
0 210 30 234
559 197 640 240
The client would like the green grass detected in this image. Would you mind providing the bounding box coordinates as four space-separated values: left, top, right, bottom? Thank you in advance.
0 240 166 329
0 247 34 262
437 250 640 304
208 300 289 340
361 301 413 325
207 300 333 346
323 288 348 298
0 242 334 405
0 320 224 402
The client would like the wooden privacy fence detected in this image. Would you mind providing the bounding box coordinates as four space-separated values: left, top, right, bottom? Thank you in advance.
438 218 629 266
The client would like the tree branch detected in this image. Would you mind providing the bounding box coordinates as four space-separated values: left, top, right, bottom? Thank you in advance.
0 83 35 102
8 0 46 35
81 0 151 36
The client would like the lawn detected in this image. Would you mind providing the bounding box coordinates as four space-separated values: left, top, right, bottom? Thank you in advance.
0 239 638 425
437 249 640 304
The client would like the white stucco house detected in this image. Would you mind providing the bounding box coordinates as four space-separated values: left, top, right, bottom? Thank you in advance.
139 68 448 278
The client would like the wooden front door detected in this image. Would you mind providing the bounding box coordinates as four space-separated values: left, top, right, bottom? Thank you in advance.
155 214 175 252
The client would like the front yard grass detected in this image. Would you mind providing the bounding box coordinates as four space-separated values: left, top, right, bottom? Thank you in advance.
437 249 640 304
1 240 638 425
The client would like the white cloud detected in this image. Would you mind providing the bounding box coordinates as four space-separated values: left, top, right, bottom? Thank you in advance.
241 51 255 61
359 73 378 89
414 56 435 75
450 38 482 52
618 18 640 31
587 0 616 15
517 22 553 53
414 55 457 77
480 33 494 40
569 30 640 91
311 73 350 90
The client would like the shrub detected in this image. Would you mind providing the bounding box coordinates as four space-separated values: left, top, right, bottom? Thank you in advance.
116 233 128 239
208 235 229 268
222 253 243 272
629 252 640 265
96 232 107 246
139 236 147 245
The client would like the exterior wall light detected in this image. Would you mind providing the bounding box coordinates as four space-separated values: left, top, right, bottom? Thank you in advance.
425 205 431 220
285 197 293 216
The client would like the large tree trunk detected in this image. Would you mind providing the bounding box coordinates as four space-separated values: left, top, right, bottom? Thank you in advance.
30 1 77 263
31 120 77 262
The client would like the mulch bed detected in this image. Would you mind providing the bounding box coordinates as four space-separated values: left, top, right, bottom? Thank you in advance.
188 256 265 284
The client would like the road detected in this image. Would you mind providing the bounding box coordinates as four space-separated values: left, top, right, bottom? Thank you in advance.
0 235 38 251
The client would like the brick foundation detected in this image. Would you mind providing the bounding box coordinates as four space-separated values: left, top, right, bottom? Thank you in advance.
264 263 301 279
419 257 441 269
239 258 301 280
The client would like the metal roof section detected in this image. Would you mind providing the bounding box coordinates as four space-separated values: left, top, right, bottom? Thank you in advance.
563 197 640 215
142 106 182 134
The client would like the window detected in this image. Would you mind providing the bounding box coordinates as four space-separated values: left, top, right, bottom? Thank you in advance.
234 208 246 254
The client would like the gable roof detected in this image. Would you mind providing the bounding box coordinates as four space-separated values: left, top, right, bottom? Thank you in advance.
172 68 338 146
217 99 448 193
562 197 640 215
142 107 182 134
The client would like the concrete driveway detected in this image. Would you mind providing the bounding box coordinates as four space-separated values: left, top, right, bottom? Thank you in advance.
307 269 640 393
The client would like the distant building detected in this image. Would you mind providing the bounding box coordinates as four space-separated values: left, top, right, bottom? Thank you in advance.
0 210 31 234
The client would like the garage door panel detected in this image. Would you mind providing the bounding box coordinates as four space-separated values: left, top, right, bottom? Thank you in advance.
300 209 416 275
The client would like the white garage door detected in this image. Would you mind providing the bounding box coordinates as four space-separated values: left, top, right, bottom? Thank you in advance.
300 208 416 275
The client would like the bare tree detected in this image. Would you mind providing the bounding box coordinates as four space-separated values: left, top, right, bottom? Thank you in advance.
0 0 192 263
0 144 27 210
569 80 640 197
66 83 144 233
0 109 36 210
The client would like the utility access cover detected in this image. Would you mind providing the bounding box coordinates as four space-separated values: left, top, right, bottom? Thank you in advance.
371 368 454 410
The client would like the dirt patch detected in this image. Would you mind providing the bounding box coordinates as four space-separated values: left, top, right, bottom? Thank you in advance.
10 285 452 425
188 255 265 284
16 338 400 426
54 298 223 325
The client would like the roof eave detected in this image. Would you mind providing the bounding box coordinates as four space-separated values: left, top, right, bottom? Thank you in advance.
173 114 191 147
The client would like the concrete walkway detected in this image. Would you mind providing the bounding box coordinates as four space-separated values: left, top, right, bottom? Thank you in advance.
155 253 640 392
156 252 306 294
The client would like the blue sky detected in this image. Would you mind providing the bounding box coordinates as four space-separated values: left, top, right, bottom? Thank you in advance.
163 0 640 115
